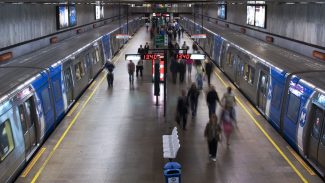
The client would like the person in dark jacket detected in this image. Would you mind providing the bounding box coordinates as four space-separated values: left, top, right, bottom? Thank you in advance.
206 85 221 118
205 60 213 85
105 60 115 87
187 83 200 118
138 45 145 60
179 59 186 83
144 42 150 54
204 113 221 161
176 90 189 130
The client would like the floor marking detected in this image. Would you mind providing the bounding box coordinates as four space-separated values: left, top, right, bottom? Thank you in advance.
31 75 106 183
20 148 46 178
214 71 308 183
287 146 316 176
248 103 260 116
88 81 97 90
31 28 139 183
66 102 79 117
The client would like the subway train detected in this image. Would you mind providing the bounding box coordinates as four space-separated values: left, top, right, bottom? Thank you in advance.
180 16 325 177
0 17 143 182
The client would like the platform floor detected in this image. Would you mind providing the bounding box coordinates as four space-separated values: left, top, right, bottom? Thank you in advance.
16 26 323 183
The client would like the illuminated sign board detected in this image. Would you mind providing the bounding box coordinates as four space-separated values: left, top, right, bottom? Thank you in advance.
144 53 164 60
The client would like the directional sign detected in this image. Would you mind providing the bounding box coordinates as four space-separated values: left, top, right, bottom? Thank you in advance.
155 35 166 47
175 53 205 60
191 34 207 39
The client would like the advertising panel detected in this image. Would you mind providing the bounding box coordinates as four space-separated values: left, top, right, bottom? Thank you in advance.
58 5 69 29
217 5 226 20
69 5 77 27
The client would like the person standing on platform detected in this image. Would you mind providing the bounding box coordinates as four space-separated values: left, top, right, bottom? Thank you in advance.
192 42 198 53
127 60 135 85
187 83 200 118
204 113 221 161
196 63 204 89
206 85 221 118
205 60 213 86
138 45 145 60
221 106 233 146
179 59 186 83
186 58 193 78
181 26 184 38
181 41 188 54
177 27 181 40
136 59 144 78
146 22 149 31
176 90 189 130
144 42 150 54
222 87 237 126
173 29 177 41
105 60 115 87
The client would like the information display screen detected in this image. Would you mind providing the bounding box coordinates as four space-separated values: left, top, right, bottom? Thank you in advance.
95 5 104 20
69 5 77 27
246 4 266 28
217 5 227 20
255 5 266 28
57 5 69 29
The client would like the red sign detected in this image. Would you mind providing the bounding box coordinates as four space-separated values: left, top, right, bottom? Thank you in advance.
176 53 191 60
144 53 164 60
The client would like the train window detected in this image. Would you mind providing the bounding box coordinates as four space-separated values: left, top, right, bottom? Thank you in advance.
75 62 85 80
95 48 101 63
311 107 323 140
286 93 301 123
321 130 325 145
25 97 37 127
53 80 62 102
226 52 233 67
244 64 255 84
18 105 27 133
271 84 282 108
41 87 52 114
0 120 15 161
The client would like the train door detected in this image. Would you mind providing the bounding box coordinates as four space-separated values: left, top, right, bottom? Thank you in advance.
64 67 74 105
18 97 38 159
257 71 269 113
308 104 325 169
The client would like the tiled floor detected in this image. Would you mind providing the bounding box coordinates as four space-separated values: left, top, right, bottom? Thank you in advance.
16 26 323 183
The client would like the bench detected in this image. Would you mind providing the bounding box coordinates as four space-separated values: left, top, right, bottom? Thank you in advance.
162 127 180 159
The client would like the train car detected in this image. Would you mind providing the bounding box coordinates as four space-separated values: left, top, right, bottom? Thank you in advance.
0 17 143 183
180 16 325 177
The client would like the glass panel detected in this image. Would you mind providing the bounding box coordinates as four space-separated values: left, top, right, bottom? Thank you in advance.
18 105 27 133
0 120 15 161
25 97 37 127
287 93 301 123
226 52 233 67
271 84 282 109
249 66 255 84
41 88 51 114
312 107 323 140
53 80 62 102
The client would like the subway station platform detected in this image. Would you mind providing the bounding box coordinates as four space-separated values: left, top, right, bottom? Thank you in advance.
16 26 323 183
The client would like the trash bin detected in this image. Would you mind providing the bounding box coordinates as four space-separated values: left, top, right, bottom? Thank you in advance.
163 162 181 183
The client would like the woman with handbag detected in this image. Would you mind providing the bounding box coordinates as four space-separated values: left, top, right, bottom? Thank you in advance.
204 113 221 161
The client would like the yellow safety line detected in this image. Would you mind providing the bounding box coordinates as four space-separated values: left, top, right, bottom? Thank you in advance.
88 81 97 90
31 75 106 183
214 71 308 183
66 102 79 117
287 146 316 176
21 148 46 178
249 103 260 116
